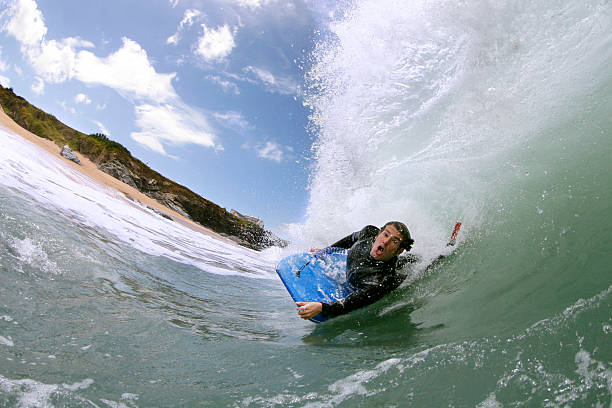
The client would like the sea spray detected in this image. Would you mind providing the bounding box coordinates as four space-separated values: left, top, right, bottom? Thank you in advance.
302 0 611 255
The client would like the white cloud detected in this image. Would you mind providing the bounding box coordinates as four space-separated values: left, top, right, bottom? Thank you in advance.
75 38 177 102
213 111 252 132
166 33 180 46
256 141 285 163
2 2 175 101
74 93 91 104
3 1 93 84
3 0 47 47
167 9 202 45
0 47 9 72
244 65 275 85
195 24 236 62
75 39 220 155
131 132 166 155
206 75 240 94
0 75 10 87
234 0 273 9
243 65 298 95
30 76 44 95
25 38 78 83
62 37 95 48
131 102 216 156
169 0 180 8
218 67 298 96
92 120 110 136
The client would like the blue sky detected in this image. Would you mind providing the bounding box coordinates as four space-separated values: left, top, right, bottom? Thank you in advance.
0 0 337 229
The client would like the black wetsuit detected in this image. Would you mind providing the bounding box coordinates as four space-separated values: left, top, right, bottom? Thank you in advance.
320 225 409 318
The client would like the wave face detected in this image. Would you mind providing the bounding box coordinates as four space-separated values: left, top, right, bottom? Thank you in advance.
302 0 612 336
0 0 610 406
304 0 611 243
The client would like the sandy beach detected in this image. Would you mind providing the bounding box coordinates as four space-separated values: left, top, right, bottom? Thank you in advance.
0 107 242 247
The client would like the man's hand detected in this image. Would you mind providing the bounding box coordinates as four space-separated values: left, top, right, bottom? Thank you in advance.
296 302 322 320
309 248 321 253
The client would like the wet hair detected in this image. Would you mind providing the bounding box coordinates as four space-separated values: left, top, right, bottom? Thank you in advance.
381 221 414 251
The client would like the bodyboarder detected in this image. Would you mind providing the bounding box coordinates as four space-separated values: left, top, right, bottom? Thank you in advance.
296 221 415 320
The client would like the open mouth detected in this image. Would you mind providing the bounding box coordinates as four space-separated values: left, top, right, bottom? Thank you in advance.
375 245 385 256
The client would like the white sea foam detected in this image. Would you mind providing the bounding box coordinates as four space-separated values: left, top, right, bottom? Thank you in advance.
61 378 94 392
0 377 58 408
9 236 61 275
0 335 14 347
0 374 125 407
477 393 504 408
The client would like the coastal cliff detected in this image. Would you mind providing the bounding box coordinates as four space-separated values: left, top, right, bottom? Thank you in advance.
0 85 286 250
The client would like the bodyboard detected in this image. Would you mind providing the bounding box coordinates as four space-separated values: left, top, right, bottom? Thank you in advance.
276 249 352 323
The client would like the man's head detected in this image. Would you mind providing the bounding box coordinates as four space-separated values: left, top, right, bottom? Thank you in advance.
370 221 414 262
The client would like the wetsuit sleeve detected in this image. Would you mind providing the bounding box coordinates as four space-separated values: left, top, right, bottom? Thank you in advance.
329 225 379 249
320 274 406 318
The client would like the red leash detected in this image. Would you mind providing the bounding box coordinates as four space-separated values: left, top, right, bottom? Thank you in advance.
447 222 462 246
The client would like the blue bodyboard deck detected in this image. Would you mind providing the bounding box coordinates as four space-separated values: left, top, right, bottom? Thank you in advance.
276 249 352 323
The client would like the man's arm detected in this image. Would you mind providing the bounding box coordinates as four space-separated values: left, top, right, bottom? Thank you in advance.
298 274 406 320
320 279 398 317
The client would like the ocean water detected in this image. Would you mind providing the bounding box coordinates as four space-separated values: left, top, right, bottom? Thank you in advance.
1 0 611 406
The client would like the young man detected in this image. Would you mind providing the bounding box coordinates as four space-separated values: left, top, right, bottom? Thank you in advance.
297 221 414 320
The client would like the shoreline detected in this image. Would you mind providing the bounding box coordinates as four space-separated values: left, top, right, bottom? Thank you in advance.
0 107 245 249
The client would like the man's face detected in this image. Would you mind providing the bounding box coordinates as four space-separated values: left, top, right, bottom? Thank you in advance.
370 224 404 261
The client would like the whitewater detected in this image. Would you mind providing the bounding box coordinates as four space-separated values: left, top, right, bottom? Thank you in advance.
1 0 611 406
